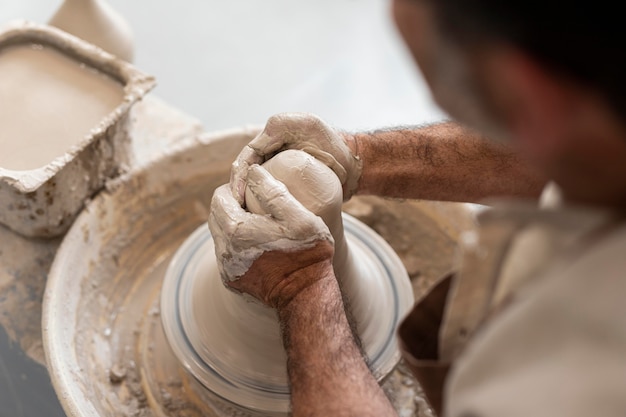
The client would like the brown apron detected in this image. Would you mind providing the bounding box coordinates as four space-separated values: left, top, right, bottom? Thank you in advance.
398 202 613 416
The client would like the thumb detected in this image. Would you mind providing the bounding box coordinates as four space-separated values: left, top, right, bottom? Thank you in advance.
246 165 311 222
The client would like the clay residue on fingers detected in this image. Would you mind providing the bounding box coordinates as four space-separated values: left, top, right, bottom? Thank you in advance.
209 155 336 283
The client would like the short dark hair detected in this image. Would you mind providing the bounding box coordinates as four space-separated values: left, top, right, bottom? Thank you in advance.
422 0 626 122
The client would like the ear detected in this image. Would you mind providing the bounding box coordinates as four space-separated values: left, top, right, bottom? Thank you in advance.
481 49 577 160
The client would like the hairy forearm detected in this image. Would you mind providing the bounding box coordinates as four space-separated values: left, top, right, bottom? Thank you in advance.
348 121 547 203
277 265 397 417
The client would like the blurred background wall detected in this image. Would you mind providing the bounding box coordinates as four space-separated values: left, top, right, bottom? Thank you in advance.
0 0 445 132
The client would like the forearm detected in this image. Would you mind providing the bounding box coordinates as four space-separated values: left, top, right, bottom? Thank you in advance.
277 265 397 417
348 121 547 203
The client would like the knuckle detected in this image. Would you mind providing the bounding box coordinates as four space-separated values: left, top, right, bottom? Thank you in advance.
266 114 288 132
231 159 242 173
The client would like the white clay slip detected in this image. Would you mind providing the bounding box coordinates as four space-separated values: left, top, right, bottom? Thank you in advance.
0 45 124 171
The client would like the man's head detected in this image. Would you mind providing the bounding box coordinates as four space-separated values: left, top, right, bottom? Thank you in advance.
393 0 626 207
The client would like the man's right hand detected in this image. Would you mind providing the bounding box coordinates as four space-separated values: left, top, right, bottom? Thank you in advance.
209 165 335 308
230 113 362 205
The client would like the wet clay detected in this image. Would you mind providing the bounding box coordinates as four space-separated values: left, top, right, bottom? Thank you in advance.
244 149 344 257
243 150 403 346
0 44 123 171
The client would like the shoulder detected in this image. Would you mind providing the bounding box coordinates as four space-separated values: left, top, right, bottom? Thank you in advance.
445 223 626 417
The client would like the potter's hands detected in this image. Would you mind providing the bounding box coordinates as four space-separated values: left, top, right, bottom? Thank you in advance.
209 165 335 308
231 113 362 205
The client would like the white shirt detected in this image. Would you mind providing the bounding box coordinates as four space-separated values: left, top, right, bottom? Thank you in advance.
445 186 626 417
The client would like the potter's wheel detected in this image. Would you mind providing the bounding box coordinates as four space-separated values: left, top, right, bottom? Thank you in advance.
42 127 472 417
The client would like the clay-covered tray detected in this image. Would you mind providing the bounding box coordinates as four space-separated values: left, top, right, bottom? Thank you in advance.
0 21 155 237
42 127 473 417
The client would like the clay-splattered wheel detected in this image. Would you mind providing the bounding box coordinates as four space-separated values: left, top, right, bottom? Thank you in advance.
43 128 471 417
